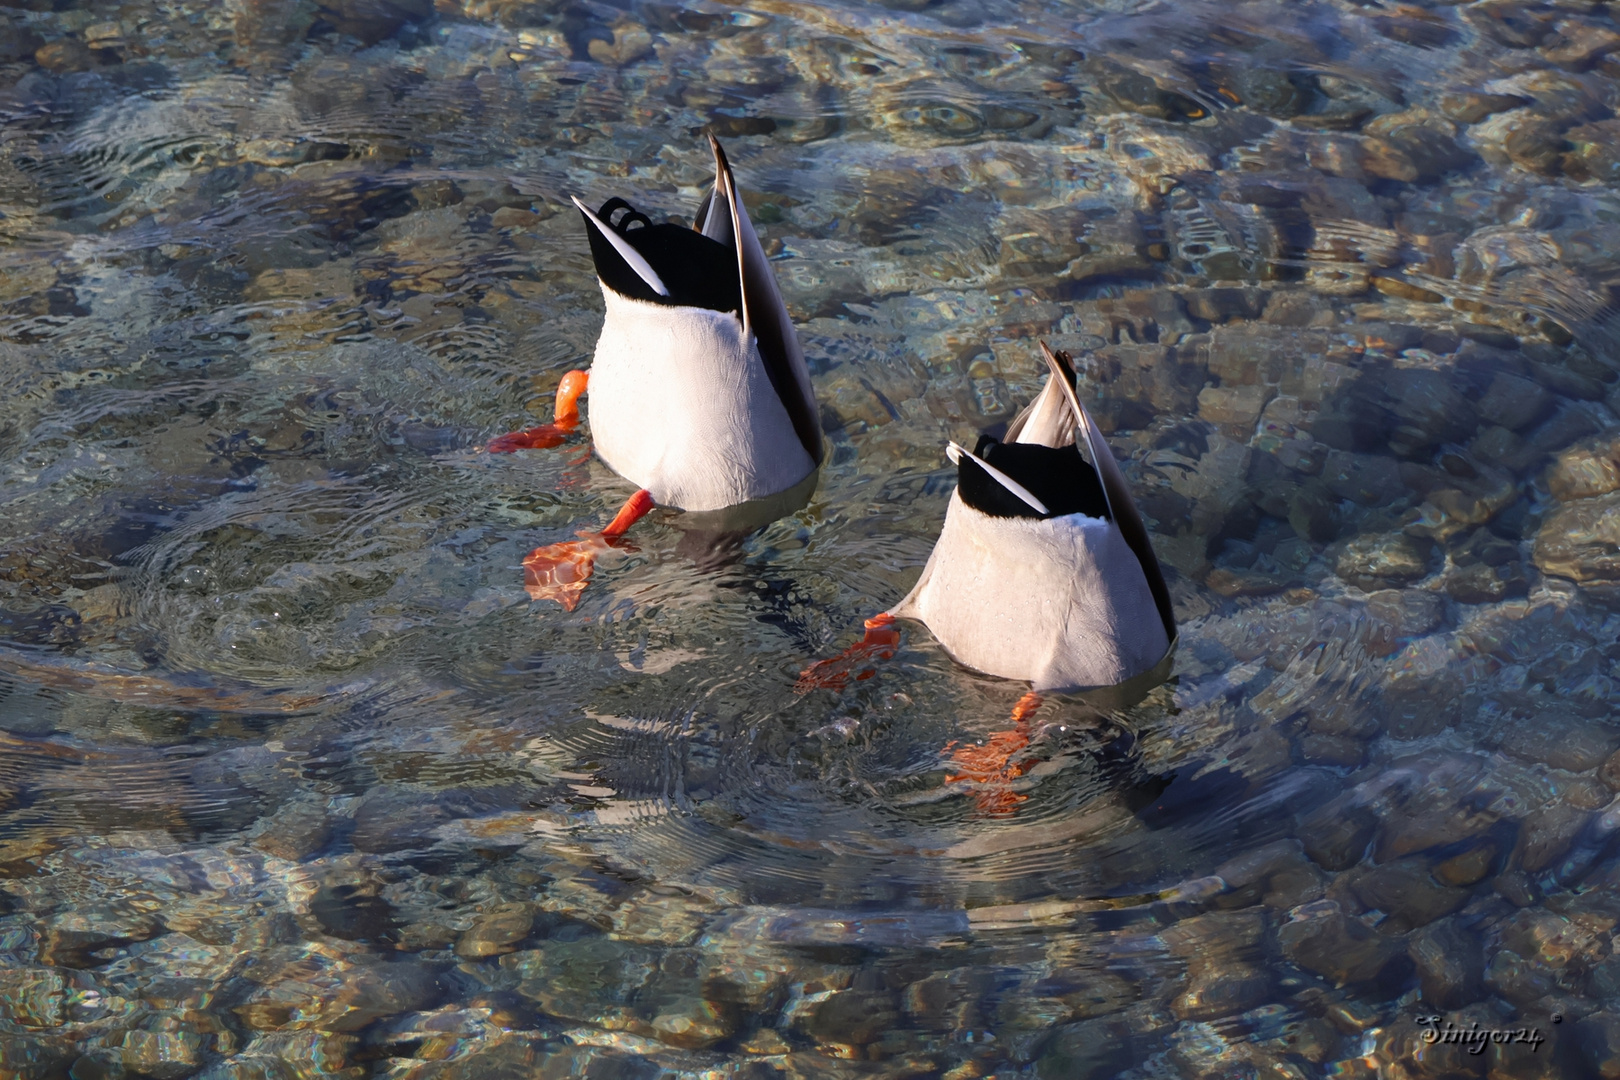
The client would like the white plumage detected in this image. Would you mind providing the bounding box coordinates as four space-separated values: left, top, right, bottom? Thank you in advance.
891 492 1170 691
574 136 821 513
588 290 816 513
889 344 1175 693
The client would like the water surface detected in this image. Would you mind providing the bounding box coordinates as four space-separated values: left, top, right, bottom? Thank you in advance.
2 0 1620 1075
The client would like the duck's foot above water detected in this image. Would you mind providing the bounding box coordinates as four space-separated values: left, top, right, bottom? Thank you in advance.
796 612 901 692
522 487 654 611
944 691 1043 815
488 370 589 452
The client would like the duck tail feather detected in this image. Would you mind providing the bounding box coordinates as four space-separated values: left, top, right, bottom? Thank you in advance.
707 132 823 465
947 441 1050 516
1046 340 1176 639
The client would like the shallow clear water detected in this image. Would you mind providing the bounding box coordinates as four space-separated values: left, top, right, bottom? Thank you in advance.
2 0 1620 1075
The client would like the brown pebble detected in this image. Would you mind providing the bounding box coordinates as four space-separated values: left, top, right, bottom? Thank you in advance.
1567 776 1612 810
1440 91 1529 124
1600 747 1620 791
1433 844 1496 887
490 206 541 230
35 39 92 72
1371 276 1443 303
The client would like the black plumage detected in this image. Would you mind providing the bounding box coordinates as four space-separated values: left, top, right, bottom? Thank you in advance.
956 434 1111 520
582 197 743 314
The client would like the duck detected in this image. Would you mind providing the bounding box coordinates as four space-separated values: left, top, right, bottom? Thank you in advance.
493 134 823 609
490 133 821 513
800 342 1175 810
892 341 1174 691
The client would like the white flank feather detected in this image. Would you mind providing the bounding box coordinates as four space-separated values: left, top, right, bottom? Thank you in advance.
587 288 816 512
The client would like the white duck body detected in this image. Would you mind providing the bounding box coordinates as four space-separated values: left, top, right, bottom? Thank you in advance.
889 345 1175 693
891 491 1169 691
588 290 814 512
575 136 821 513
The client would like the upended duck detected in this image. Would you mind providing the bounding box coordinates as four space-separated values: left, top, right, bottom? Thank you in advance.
490 135 822 609
802 343 1176 810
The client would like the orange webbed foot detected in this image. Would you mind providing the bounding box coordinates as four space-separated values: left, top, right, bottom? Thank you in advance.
944 692 1043 815
489 370 589 453
796 613 901 692
522 488 654 611
489 423 574 452
522 538 599 610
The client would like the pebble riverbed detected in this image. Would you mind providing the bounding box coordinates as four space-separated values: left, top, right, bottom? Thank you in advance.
2 0 1620 1075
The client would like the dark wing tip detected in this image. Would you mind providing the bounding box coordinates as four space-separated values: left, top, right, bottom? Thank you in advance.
1041 341 1078 384
707 131 729 170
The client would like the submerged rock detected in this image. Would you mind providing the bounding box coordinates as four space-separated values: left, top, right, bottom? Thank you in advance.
1445 560 1529 604
1478 372 1555 432
798 988 901 1047
1365 588 1445 638
308 881 399 945
37 910 160 968
1576 1011 1620 1079
1535 492 1620 583
1546 436 1620 502
1408 918 1485 1009
1297 802 1377 871
1511 802 1591 873
1336 532 1436 589
1350 861 1470 928
1277 901 1402 985
349 786 520 854
1433 843 1497 888
1035 1011 1160 1080
1566 119 1620 183
251 799 334 863
455 902 538 960
236 952 440 1032
117 1019 208 1080
502 938 655 1026
1497 711 1618 772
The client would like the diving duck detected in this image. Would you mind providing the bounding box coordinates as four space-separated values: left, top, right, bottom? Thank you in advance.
494 134 822 608
802 343 1175 809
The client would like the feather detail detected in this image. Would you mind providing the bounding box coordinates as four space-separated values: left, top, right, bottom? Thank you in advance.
1039 340 1175 641
1005 366 1077 449
706 135 823 467
946 441 1050 515
572 196 671 298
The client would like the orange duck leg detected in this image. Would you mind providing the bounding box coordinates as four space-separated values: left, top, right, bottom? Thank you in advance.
796 613 902 692
945 691 1043 815
522 488 654 611
489 370 589 452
